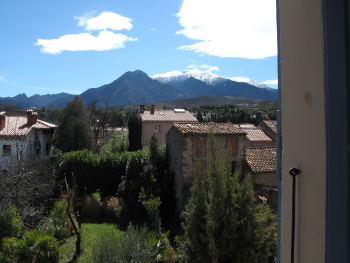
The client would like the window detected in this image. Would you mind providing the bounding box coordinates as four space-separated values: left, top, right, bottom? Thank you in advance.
193 137 205 159
2 145 11 156
154 125 162 133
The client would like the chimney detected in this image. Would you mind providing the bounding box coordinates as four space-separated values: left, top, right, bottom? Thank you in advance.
139 105 145 114
150 104 155 115
0 112 5 130
27 109 38 125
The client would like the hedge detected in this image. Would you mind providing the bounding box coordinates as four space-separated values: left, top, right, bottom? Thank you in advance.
61 150 149 196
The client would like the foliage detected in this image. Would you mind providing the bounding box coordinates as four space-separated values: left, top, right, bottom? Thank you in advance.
0 231 59 263
0 237 30 263
141 196 161 233
80 194 102 218
38 200 70 241
127 112 142 151
90 224 157 263
61 150 133 195
100 132 128 154
25 230 60 263
180 137 277 263
149 136 178 232
0 159 57 228
54 96 94 152
0 206 24 239
101 196 123 218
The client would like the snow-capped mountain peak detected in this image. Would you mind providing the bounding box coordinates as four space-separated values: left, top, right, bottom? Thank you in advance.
152 69 224 85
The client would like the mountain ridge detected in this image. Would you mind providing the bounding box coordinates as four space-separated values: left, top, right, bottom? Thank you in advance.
0 70 277 108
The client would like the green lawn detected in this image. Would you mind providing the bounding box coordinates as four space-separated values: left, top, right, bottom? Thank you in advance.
77 223 123 263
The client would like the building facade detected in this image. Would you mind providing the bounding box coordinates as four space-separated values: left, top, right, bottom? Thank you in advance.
0 110 57 171
139 105 198 146
166 122 246 210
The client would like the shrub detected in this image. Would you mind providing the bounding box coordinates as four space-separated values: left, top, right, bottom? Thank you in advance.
0 237 31 263
0 205 24 239
100 132 129 154
38 200 70 240
25 230 59 263
90 224 157 263
80 194 102 218
101 196 122 218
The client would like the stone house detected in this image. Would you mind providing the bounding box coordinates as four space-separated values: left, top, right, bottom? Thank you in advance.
139 105 198 146
166 122 246 209
0 110 57 171
240 125 275 148
259 120 277 141
244 147 277 208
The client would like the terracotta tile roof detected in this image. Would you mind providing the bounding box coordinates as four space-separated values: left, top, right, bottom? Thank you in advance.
0 115 57 138
244 128 273 142
246 147 276 173
261 120 277 134
173 122 246 135
140 110 198 122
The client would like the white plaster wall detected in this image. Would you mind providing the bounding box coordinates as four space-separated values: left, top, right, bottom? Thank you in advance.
279 0 326 262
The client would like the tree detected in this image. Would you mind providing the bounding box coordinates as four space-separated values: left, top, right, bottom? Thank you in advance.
54 96 94 152
196 111 203 122
0 158 57 228
127 112 142 151
180 136 277 263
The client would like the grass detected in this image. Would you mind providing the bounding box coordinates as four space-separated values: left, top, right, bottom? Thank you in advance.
77 223 123 263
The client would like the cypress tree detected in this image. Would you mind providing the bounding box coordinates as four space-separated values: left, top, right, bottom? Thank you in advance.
181 135 277 263
127 112 142 151
54 96 94 152
181 165 211 263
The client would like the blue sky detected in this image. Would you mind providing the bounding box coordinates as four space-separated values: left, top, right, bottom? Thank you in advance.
0 0 278 97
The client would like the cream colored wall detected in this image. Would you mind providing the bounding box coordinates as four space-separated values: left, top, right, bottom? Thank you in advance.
279 0 326 262
142 122 174 146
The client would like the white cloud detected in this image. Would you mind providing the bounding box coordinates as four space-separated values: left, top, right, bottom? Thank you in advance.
177 0 277 59
76 11 133 31
36 11 137 55
150 28 158 31
261 79 278 85
36 31 137 55
187 64 219 72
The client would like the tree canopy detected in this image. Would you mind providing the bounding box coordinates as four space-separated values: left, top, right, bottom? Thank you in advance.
54 96 94 152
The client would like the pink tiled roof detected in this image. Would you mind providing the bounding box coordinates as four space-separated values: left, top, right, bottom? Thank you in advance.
140 110 198 122
173 122 246 135
246 147 276 173
0 115 57 138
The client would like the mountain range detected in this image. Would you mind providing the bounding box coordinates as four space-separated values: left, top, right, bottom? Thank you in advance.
0 70 277 108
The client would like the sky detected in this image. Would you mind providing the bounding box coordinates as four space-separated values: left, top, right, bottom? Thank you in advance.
0 0 278 97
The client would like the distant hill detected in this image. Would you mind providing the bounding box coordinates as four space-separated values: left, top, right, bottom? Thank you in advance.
0 70 277 108
0 93 75 108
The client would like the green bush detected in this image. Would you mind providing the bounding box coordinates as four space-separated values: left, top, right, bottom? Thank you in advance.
91 225 156 263
80 194 102 218
0 237 31 263
25 230 59 263
0 206 24 239
100 132 128 154
61 150 147 195
38 200 70 240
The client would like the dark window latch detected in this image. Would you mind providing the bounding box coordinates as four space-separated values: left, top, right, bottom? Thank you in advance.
289 167 301 177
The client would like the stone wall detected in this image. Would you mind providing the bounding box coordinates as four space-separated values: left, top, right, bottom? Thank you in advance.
167 131 247 210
